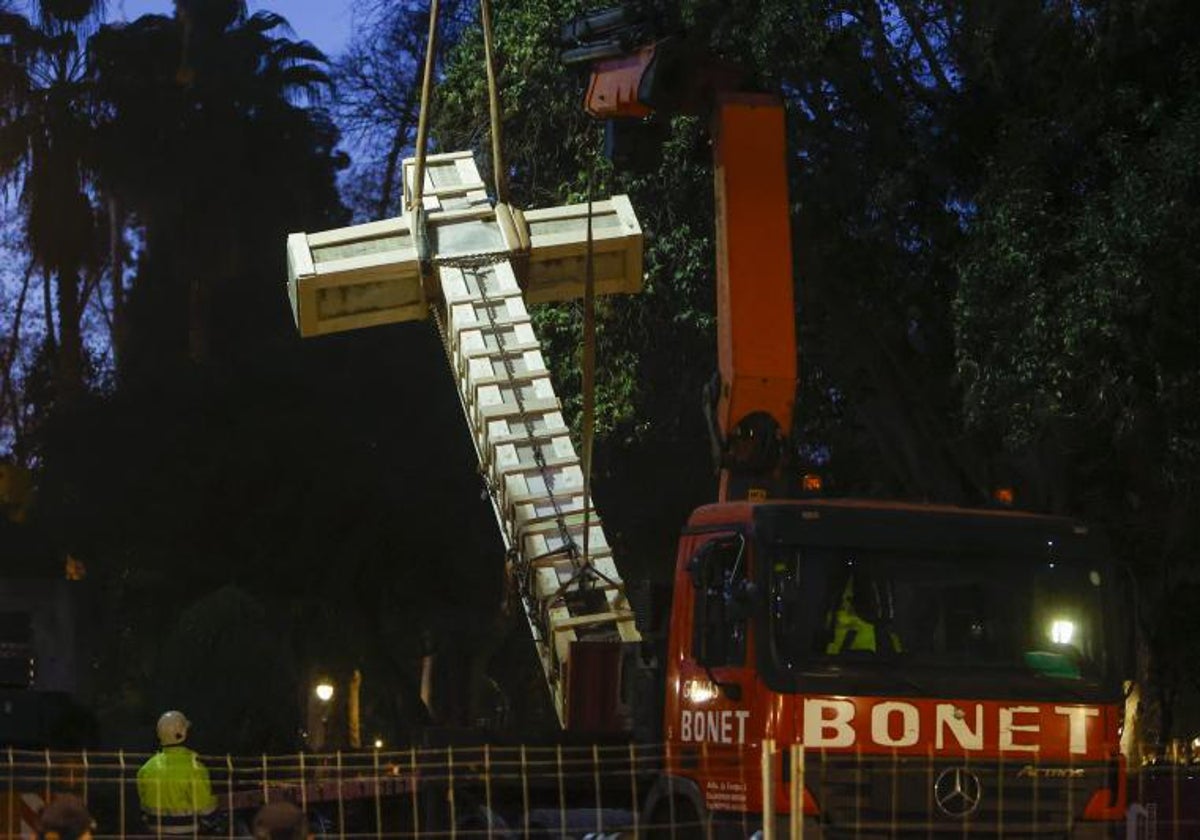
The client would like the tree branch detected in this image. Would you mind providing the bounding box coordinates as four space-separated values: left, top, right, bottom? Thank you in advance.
896 0 955 96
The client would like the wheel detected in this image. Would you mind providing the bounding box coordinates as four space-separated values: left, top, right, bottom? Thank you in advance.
456 804 512 837
644 796 706 840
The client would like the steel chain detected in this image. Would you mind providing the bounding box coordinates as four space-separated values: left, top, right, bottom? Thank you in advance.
433 250 512 271
463 265 586 654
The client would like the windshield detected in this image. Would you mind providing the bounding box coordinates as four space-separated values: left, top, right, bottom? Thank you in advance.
765 544 1112 685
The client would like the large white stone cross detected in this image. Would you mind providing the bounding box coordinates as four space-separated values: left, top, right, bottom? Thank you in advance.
285 151 644 731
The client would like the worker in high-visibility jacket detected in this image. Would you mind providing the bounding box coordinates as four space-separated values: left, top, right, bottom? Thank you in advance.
136 710 218 835
826 574 902 654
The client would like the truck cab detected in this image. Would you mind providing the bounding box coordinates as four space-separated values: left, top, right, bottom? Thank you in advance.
654 498 1130 837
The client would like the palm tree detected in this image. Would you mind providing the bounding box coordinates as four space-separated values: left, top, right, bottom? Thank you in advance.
0 0 107 412
89 0 341 368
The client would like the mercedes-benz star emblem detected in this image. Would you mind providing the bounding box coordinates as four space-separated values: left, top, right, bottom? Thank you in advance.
933 767 983 818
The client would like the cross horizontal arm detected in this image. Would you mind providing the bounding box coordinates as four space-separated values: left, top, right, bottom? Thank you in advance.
286 152 642 338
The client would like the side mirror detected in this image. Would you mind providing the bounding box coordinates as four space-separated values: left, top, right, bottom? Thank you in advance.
689 546 725 667
726 579 759 622
688 535 742 589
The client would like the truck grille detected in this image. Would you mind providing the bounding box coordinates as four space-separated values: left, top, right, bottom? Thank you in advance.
805 755 1106 837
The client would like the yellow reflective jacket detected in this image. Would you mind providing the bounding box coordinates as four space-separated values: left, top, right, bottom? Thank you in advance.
136 746 217 819
826 606 879 653
826 578 902 654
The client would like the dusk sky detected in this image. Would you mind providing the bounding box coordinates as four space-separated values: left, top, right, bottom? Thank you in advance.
107 0 357 56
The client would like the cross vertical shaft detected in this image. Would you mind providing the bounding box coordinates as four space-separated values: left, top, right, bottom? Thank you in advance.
285 151 644 731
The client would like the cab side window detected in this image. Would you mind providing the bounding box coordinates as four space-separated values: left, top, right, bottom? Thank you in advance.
690 535 748 667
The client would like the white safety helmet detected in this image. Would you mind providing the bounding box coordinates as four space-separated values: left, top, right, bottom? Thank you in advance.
156 710 190 746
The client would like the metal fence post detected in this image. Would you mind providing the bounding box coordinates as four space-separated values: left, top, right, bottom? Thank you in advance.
761 738 776 840
789 744 804 840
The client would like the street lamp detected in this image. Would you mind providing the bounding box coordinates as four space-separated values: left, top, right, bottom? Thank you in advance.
1049 619 1076 646
311 678 335 751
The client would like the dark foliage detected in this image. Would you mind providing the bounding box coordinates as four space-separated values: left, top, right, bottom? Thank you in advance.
2 0 1199 749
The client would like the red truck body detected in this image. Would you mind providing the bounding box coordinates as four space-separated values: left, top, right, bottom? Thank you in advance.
650 498 1128 835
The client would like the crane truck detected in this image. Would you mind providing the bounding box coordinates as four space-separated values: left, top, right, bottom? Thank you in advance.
563 10 1134 837
283 7 1134 836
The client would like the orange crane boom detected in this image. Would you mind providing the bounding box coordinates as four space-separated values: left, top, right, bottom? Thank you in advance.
569 30 799 501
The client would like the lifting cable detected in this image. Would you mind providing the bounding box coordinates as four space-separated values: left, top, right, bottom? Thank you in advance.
409 0 510 212
580 154 596 564
480 0 508 204
408 0 440 217
410 1 605 618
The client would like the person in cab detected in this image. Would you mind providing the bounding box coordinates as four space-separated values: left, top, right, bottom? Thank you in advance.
826 568 903 655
